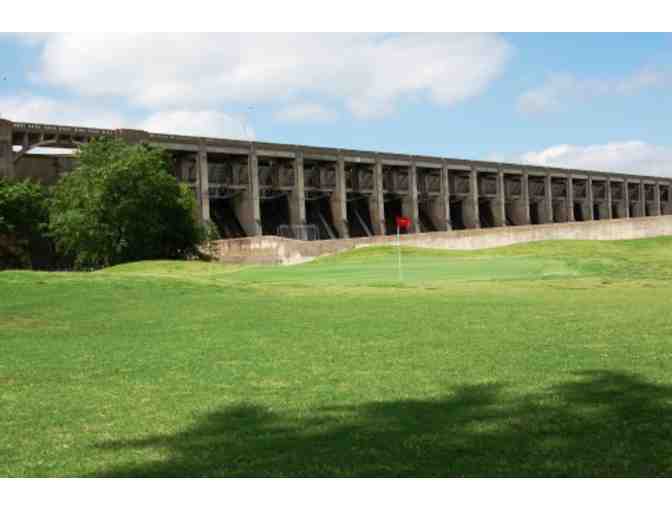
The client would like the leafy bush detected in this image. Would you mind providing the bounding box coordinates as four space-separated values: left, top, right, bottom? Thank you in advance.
49 138 203 269
0 178 50 269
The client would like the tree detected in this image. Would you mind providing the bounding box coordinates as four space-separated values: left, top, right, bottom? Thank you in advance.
49 137 203 269
0 178 50 269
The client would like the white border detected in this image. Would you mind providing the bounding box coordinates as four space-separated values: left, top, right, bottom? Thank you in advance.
1 0 671 31
2 2 670 502
0 479 669 510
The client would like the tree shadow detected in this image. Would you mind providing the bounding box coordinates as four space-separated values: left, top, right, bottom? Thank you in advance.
93 370 672 476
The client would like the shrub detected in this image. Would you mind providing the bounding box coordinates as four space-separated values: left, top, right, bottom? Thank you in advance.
49 138 203 269
0 178 50 269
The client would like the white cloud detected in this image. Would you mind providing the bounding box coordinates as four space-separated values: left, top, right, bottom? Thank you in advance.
274 103 337 123
25 33 511 119
0 95 124 128
518 69 672 114
518 141 672 176
138 110 252 139
1 95 251 139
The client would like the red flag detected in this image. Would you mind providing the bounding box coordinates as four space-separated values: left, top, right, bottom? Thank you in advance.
396 216 411 230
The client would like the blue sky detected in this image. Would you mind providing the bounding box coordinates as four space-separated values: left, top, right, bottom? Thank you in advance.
2 33 672 175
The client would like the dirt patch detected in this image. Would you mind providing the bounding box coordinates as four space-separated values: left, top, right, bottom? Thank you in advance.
0 316 55 330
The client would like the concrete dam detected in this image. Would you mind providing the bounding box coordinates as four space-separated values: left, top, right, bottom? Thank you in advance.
3 117 672 262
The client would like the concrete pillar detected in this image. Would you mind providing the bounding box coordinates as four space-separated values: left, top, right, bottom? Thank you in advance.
197 148 210 222
586 176 594 220
494 169 506 227
0 119 14 180
624 179 630 218
522 171 531 224
654 183 662 216
369 157 386 235
330 155 349 238
462 167 480 229
402 162 420 233
234 145 261 236
660 184 672 214
662 185 668 215
567 175 575 221
606 177 613 219
639 181 646 216
289 152 306 227
440 163 452 230
510 171 530 225
425 164 451 231
542 173 553 223
553 201 568 223
612 181 626 219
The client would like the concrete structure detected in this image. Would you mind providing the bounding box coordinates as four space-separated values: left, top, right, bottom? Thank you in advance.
207 215 672 265
2 118 672 242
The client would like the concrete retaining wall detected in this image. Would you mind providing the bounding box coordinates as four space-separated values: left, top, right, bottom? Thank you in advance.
206 215 672 265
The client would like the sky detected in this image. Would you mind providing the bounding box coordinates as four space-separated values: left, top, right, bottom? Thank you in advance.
2 33 672 176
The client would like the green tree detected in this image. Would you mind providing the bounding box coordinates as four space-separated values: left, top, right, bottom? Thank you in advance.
49 137 203 269
0 178 50 269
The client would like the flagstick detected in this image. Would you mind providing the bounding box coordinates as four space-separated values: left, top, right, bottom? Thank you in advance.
397 224 403 282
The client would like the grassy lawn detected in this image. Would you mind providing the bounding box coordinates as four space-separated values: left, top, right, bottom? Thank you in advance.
2 237 672 476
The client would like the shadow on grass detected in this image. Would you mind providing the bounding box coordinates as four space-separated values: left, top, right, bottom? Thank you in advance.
93 370 672 477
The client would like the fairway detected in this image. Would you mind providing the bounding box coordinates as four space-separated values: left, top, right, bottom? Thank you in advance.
3 238 672 476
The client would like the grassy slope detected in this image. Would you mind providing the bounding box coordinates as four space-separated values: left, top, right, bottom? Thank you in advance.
2 238 672 476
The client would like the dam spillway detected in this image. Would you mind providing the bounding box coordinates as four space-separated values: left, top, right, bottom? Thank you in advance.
2 118 671 241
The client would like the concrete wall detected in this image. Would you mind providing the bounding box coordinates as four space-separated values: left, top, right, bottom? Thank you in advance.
205 214 672 265
14 154 76 184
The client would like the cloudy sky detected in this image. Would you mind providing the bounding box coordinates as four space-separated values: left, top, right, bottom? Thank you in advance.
1 33 672 175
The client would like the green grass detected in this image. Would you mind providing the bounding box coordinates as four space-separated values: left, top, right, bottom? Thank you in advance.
3 237 672 476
